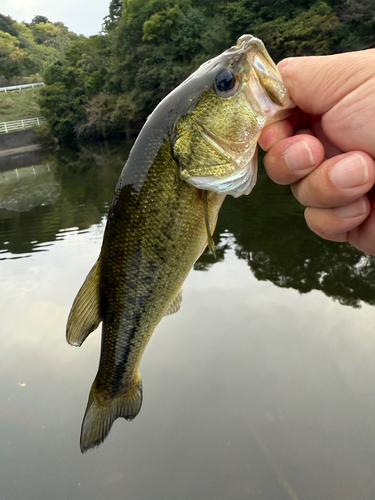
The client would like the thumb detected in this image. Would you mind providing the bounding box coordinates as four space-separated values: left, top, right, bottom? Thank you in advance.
278 51 375 115
278 50 375 157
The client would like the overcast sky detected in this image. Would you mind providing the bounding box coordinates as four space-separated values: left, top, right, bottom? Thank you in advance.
2 0 110 37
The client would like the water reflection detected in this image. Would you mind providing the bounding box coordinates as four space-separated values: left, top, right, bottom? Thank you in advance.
0 164 59 212
1 142 375 307
1 143 375 499
199 174 375 307
0 142 132 256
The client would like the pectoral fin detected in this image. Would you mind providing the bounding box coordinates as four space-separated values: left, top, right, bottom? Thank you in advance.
203 190 216 256
66 258 102 346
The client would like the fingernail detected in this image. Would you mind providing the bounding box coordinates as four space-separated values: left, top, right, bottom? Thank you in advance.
330 154 369 189
336 198 367 218
284 140 315 171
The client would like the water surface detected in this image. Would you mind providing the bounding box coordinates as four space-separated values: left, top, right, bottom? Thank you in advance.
1 144 375 500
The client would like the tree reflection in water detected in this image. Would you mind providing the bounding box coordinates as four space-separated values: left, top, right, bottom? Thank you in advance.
197 169 375 308
1 143 374 307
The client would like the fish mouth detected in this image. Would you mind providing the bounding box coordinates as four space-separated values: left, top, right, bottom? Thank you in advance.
241 37 294 117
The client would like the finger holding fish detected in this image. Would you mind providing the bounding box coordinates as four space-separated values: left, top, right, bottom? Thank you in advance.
261 131 325 185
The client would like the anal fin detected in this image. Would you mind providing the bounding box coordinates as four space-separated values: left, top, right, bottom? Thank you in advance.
66 258 102 346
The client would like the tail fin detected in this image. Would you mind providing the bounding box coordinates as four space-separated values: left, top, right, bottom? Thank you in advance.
80 378 143 453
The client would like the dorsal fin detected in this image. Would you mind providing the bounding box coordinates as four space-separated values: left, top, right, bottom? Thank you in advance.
66 258 102 346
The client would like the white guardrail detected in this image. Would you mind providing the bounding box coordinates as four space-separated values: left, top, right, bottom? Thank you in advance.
0 82 45 92
0 117 46 134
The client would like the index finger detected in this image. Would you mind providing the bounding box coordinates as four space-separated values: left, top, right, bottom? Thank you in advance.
263 134 325 185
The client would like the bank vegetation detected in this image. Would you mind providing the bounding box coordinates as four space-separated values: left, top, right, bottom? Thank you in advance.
1 0 374 144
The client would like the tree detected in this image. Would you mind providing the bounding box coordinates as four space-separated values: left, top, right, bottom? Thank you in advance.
103 0 124 32
0 14 18 37
99 0 194 134
32 22 60 46
36 0 373 143
254 1 340 60
143 3 187 42
11 21 56 73
0 31 26 80
38 36 108 142
31 15 50 25
335 0 375 50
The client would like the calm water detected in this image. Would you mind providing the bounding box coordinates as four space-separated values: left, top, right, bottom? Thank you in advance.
1 143 375 500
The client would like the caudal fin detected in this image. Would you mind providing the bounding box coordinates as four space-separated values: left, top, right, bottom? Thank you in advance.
80 378 143 453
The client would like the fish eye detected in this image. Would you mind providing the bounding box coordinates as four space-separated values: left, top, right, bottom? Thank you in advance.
215 69 237 96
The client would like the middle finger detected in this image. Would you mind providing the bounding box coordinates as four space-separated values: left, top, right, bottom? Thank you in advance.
291 151 375 208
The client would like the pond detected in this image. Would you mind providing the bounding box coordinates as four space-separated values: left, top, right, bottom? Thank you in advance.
1 143 375 500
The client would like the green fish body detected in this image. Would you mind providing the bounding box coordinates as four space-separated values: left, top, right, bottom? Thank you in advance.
66 35 291 452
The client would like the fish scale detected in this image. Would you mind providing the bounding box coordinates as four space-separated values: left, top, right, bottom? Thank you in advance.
66 34 292 452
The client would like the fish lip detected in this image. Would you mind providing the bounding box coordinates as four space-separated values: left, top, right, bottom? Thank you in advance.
238 34 293 113
237 34 265 53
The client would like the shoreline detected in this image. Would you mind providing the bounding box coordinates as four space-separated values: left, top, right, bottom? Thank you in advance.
0 144 42 157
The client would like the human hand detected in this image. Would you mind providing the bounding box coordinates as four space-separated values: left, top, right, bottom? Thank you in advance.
259 50 375 255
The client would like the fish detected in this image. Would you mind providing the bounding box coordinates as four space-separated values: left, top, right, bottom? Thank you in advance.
66 34 292 452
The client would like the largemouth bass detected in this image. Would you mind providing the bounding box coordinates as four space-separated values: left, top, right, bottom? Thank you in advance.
67 34 292 452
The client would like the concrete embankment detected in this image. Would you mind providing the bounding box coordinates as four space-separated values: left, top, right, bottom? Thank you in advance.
0 129 42 172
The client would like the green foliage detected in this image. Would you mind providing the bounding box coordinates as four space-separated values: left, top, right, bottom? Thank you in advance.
103 0 124 32
31 16 50 25
32 121 59 150
39 81 84 142
254 1 340 60
38 36 108 142
0 31 27 80
143 3 187 42
0 14 82 83
335 0 375 50
22 0 374 144
0 13 18 37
